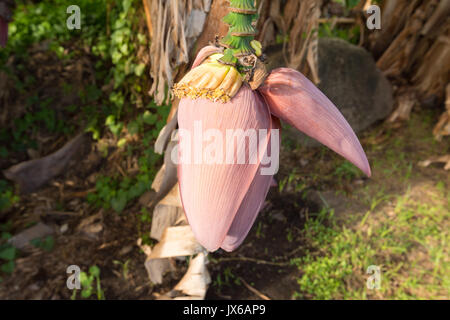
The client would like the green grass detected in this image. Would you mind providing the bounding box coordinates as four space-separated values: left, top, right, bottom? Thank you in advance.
0 181 19 213
293 186 448 299
290 112 449 300
0 222 17 280
71 265 105 300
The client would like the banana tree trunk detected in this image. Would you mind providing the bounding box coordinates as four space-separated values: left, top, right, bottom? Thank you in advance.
368 0 450 139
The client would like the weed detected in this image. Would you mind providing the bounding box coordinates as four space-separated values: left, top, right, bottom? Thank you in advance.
293 185 449 300
87 149 161 213
0 180 19 212
255 221 264 239
113 259 131 280
30 236 55 252
72 265 105 300
0 222 17 278
333 161 361 182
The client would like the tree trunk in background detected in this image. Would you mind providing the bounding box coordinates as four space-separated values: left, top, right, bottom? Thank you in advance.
256 0 322 83
368 0 450 139
142 0 230 120
167 0 229 122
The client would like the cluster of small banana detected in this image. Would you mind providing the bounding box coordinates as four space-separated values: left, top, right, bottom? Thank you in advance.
173 54 244 103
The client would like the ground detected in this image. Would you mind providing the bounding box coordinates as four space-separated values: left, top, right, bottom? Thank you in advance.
0 107 448 300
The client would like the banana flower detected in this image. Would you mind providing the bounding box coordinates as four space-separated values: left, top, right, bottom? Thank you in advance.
173 1 370 252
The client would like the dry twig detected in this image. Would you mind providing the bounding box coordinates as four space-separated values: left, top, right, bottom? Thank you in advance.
239 277 271 301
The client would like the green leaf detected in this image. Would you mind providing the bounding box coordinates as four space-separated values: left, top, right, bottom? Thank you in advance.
80 272 90 286
1 232 12 240
30 236 54 252
142 111 157 125
81 288 92 298
89 265 100 278
117 138 127 148
0 147 8 158
105 115 116 126
109 123 123 137
134 63 145 77
137 33 147 45
1 260 14 274
127 121 140 135
41 236 55 252
120 43 128 55
123 0 133 14
346 0 360 9
0 246 16 261
111 194 127 213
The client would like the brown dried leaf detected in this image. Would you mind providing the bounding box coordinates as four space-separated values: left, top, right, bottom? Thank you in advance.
284 0 321 82
150 204 186 241
154 109 178 155
158 252 211 300
158 183 182 208
387 90 417 123
147 0 212 105
149 225 203 259
144 225 203 285
151 164 166 193
145 257 175 285
76 211 103 240
418 155 450 170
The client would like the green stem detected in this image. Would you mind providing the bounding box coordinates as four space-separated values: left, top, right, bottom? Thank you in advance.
220 0 258 65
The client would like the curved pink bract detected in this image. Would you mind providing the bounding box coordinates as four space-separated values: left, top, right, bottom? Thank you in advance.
259 68 371 177
177 85 272 251
221 115 280 251
191 45 223 69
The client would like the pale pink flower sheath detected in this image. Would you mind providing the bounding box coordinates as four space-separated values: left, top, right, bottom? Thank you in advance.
176 46 371 252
